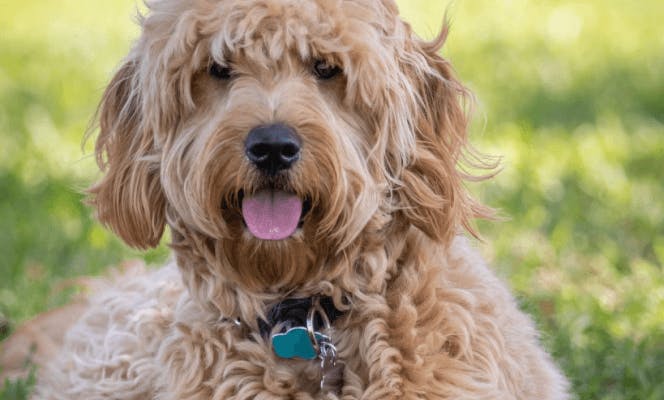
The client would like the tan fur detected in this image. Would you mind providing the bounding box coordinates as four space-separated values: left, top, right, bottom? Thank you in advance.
32 0 568 398
0 302 88 382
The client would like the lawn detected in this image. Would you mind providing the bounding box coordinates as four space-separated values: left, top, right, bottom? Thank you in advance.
1 1 663 398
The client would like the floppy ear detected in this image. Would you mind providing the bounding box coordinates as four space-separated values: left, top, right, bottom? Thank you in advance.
397 25 494 243
86 58 166 249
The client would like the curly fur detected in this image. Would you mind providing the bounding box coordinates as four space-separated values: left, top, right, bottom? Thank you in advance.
31 0 569 398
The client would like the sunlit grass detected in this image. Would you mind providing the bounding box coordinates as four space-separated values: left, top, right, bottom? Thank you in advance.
1 1 663 398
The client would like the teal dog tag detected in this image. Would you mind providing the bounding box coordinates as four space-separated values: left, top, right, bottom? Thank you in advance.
271 327 327 360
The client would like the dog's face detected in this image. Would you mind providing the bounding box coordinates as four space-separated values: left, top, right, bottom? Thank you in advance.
89 0 489 291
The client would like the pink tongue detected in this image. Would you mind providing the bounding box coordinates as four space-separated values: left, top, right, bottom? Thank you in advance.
242 190 302 240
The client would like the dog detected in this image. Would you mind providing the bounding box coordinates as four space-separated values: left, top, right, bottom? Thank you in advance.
25 0 570 398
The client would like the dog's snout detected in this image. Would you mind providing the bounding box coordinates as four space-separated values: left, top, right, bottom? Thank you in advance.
245 124 301 175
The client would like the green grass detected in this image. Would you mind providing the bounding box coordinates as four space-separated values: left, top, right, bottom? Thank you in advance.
1 372 36 400
1 1 663 398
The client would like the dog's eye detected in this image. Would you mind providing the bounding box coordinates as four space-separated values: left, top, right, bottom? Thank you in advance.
209 62 232 80
313 60 341 80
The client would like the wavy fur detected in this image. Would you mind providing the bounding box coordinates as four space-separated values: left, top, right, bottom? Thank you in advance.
32 0 568 398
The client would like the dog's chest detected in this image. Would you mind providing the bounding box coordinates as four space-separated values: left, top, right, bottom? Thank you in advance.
158 321 356 398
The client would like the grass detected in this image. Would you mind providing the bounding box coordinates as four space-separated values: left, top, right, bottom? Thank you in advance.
1 1 663 398
1 372 35 400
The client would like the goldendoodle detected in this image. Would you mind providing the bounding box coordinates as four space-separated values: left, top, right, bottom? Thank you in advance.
27 0 569 398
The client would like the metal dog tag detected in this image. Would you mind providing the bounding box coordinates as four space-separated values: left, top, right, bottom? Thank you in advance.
318 340 338 390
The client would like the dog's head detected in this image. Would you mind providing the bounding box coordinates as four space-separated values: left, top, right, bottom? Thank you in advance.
88 0 492 292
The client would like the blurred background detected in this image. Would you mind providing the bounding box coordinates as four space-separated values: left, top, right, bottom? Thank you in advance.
1 0 662 398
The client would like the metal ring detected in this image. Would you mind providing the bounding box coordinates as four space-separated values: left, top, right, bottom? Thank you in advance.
306 299 321 353
306 296 332 353
315 298 332 331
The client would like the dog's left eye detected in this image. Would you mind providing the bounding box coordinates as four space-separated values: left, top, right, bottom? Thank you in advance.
209 62 232 80
313 60 341 80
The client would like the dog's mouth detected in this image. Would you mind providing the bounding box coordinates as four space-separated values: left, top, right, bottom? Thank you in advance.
238 189 311 240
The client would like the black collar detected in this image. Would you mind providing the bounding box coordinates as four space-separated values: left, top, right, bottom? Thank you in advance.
258 296 346 338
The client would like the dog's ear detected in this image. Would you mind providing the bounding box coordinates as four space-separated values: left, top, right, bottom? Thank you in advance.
396 25 494 243
86 58 167 249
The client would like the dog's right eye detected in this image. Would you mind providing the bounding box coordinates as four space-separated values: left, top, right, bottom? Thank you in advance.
209 62 232 80
313 60 341 80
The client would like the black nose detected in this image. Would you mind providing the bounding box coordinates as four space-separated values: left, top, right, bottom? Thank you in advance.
245 124 301 175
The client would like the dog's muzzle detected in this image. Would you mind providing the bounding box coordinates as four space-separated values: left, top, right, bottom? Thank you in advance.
240 124 310 240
